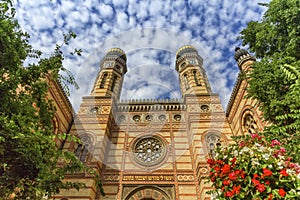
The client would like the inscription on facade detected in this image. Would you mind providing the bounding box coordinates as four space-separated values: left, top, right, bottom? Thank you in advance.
123 175 174 181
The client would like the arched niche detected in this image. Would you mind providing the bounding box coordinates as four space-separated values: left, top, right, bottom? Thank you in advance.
124 186 172 200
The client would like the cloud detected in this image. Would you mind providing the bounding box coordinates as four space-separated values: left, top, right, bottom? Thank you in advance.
14 0 268 111
98 4 114 19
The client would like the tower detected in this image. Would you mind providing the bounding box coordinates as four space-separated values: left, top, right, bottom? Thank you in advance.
53 48 128 199
226 47 266 136
175 45 212 96
91 48 127 99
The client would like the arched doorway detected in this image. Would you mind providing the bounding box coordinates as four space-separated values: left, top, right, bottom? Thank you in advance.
124 186 171 200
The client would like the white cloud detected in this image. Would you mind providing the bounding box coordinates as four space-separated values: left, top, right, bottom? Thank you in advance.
14 0 269 111
116 11 130 30
112 0 128 8
98 3 114 19
60 1 76 14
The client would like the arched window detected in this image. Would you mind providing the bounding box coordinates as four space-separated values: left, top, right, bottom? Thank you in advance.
111 75 118 92
243 114 258 134
184 73 189 90
100 73 108 88
180 62 186 69
193 70 201 86
205 133 222 158
74 135 92 162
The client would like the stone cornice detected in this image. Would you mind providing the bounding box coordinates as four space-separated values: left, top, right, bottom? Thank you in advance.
116 98 186 112
48 76 74 120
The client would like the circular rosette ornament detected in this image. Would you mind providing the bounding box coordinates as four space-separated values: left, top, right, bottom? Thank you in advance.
132 136 167 167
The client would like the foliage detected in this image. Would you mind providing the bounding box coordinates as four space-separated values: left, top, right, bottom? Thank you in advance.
207 134 300 199
240 0 299 59
0 0 103 199
207 0 300 199
240 0 300 163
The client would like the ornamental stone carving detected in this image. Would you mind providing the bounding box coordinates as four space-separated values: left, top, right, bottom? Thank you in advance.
132 136 166 166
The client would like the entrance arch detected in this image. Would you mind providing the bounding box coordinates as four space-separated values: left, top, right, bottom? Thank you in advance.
124 186 171 200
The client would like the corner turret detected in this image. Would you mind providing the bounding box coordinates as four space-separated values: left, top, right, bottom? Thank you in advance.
234 47 256 72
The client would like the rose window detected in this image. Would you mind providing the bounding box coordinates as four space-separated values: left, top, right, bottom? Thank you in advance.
244 114 258 134
133 136 166 166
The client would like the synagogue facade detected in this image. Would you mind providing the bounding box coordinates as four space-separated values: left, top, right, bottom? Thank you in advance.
49 45 266 200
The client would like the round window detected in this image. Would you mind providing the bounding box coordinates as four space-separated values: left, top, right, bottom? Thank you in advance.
118 115 126 122
145 115 153 121
133 115 141 122
200 105 209 111
89 107 99 114
158 114 166 121
173 114 181 121
132 136 166 166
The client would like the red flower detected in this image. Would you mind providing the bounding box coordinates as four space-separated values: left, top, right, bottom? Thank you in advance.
252 178 260 186
221 164 231 174
278 188 286 197
268 193 273 200
230 157 237 163
239 141 245 147
263 168 273 177
214 166 221 172
217 160 224 165
271 139 280 147
233 185 241 194
240 171 246 179
256 183 266 192
228 172 237 181
207 158 215 166
251 133 262 140
223 179 230 186
225 191 234 197
253 174 260 179
280 147 286 153
280 169 289 177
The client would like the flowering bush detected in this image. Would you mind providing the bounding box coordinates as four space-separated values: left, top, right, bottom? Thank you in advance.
207 134 300 199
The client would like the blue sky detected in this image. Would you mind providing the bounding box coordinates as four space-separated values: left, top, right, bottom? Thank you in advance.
14 0 268 111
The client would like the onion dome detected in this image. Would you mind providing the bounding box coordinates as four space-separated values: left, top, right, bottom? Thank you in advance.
234 47 250 61
234 47 256 69
176 45 198 59
106 48 127 62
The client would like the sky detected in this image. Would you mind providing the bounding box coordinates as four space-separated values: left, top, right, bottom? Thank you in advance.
14 0 268 112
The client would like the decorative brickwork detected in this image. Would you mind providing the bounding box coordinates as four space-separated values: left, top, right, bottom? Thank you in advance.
50 46 267 200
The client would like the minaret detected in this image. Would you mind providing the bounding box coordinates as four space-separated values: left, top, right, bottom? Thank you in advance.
175 45 212 96
91 48 127 99
234 47 256 73
53 49 127 199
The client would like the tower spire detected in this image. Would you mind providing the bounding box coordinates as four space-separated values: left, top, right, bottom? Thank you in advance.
175 45 212 96
91 48 127 99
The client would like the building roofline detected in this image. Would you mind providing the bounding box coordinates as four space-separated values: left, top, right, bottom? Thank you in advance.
225 73 242 116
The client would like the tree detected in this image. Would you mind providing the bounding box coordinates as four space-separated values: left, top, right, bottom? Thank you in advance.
0 1 103 198
240 0 300 162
